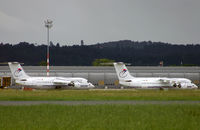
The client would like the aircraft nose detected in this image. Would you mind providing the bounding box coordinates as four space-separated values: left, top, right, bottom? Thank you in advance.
192 84 198 89
89 83 95 88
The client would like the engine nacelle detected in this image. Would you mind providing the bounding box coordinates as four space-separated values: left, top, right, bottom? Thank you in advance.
68 82 75 87
178 84 181 88
173 83 177 87
68 82 83 88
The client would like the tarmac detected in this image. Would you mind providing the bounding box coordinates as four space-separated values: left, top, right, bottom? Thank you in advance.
0 101 199 106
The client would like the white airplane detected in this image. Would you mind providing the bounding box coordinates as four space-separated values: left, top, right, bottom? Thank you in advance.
114 62 198 89
8 62 94 89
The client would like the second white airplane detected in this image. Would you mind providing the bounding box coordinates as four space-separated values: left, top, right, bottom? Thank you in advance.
8 62 94 89
114 62 198 89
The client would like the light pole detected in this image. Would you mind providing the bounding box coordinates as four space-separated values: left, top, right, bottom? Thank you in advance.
44 19 53 76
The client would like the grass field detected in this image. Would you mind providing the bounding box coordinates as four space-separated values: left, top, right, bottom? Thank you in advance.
0 89 200 101
0 89 199 130
0 104 199 130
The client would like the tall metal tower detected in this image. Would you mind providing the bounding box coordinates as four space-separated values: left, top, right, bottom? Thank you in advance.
44 19 53 76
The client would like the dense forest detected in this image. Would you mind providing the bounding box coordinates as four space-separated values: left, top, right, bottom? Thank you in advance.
0 40 200 66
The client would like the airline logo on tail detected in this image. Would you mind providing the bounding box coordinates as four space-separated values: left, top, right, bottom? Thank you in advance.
14 68 22 77
119 69 128 78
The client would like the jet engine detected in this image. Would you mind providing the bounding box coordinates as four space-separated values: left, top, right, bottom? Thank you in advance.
173 83 177 87
68 82 81 88
178 84 181 88
68 82 74 87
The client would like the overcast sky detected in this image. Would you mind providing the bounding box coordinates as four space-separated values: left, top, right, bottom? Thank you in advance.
0 0 200 45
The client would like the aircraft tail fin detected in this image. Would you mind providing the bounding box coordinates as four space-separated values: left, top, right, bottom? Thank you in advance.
8 62 30 80
113 62 134 81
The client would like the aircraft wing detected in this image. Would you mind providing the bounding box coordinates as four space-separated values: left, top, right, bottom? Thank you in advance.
53 79 71 85
158 78 176 84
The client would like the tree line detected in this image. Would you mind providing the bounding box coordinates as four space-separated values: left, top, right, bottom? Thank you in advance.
0 40 200 66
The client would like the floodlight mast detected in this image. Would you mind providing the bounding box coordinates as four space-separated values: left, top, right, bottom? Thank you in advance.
44 19 53 76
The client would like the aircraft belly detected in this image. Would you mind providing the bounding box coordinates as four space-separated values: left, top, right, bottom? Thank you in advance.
121 81 171 88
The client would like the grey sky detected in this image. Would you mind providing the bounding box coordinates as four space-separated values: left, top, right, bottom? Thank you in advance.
0 0 200 45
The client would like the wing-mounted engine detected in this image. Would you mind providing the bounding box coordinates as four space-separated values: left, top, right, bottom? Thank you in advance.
68 81 81 88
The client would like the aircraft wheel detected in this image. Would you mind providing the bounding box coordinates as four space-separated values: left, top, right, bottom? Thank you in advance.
55 86 61 89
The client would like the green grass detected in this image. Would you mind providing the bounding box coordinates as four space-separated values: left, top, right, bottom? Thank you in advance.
0 104 199 130
0 89 200 101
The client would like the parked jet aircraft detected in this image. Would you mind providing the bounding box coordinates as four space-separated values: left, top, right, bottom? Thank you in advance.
114 62 198 89
8 62 94 89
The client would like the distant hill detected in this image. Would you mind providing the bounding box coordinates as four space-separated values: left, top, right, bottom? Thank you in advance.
0 40 200 66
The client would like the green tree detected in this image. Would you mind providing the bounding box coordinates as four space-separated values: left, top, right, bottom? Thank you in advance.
39 61 47 66
92 58 115 66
